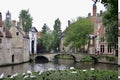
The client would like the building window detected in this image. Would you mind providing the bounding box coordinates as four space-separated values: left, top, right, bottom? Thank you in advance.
0 39 2 43
108 45 112 53
100 45 104 53
16 32 19 36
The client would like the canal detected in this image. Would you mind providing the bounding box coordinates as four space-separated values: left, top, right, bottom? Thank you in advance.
0 59 118 77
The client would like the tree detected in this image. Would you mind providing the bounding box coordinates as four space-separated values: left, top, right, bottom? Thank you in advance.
5 20 11 29
101 0 118 49
64 18 93 52
19 10 33 32
39 24 53 52
40 32 54 52
42 23 50 34
53 18 62 52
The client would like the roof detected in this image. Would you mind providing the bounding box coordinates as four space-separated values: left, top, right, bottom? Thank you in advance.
23 34 29 39
29 27 38 32
98 24 105 36
16 26 29 39
37 32 42 38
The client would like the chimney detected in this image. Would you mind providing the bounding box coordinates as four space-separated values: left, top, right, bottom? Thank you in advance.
88 13 91 17
12 20 16 27
0 12 3 27
93 3 97 16
68 20 71 26
19 17 23 30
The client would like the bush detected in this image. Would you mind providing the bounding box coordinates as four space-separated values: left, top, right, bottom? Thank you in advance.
81 56 94 62
2 69 117 80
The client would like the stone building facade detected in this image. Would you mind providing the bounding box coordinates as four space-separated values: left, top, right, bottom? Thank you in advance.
60 3 116 55
0 12 30 65
0 12 12 65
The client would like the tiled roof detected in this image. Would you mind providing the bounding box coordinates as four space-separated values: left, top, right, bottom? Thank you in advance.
37 32 42 38
23 33 29 39
98 24 105 36
16 26 29 39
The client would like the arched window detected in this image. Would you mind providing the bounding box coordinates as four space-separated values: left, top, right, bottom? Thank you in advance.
12 55 14 63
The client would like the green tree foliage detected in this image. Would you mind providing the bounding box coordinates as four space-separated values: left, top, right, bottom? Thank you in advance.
40 32 54 51
5 20 11 29
19 10 33 32
101 0 118 47
42 23 51 34
64 18 93 49
40 24 53 51
53 18 62 52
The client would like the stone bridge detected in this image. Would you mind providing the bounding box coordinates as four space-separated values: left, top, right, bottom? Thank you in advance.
30 53 117 64
31 53 87 62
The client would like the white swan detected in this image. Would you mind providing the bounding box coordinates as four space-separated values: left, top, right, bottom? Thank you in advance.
0 73 4 79
70 67 75 70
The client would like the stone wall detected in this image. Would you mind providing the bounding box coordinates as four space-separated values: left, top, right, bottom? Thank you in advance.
0 38 12 65
23 38 30 62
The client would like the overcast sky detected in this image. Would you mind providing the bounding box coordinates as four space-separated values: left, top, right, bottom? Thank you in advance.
0 0 111 31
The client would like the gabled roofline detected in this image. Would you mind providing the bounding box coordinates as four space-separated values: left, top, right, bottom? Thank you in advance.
30 27 38 32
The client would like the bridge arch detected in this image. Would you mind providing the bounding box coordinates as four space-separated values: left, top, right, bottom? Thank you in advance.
35 56 49 63
90 56 98 63
34 53 88 62
54 54 76 62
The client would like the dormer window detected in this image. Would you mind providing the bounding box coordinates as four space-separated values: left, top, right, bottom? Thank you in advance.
16 32 19 36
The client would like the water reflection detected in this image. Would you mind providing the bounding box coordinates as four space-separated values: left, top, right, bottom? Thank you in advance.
118 67 120 76
0 59 118 77
0 63 30 77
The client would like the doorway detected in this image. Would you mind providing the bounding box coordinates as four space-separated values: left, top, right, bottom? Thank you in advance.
12 55 14 63
31 40 34 54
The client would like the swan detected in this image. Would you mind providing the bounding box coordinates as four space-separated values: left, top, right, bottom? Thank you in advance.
0 73 4 79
